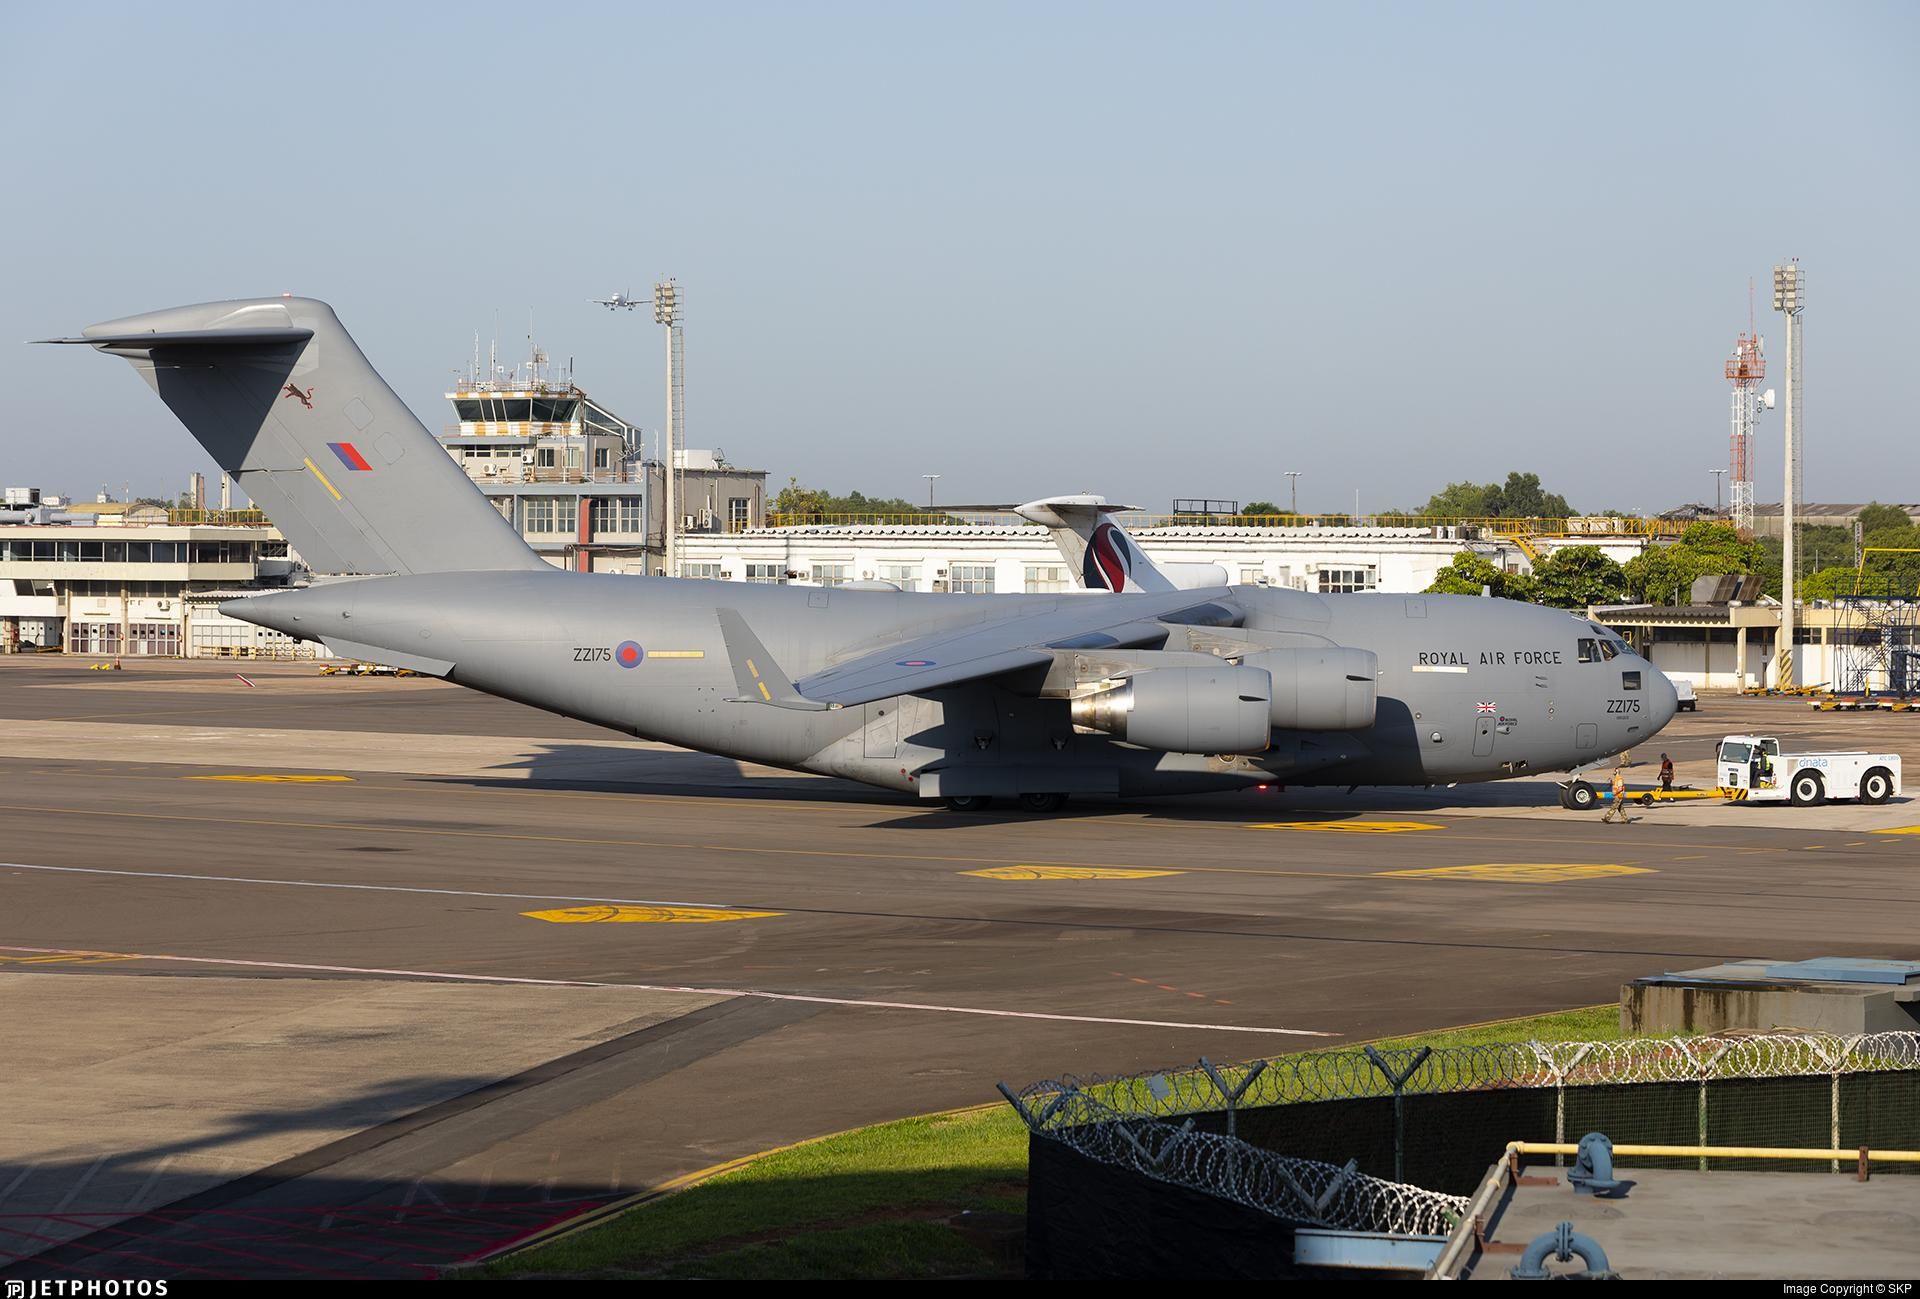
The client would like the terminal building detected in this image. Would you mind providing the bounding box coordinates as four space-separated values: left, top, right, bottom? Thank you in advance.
0 497 296 656
672 520 1555 593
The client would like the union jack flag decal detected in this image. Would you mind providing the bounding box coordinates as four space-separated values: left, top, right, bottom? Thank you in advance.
1477 701 1497 714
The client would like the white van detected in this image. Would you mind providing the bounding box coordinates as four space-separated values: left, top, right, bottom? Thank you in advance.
1673 678 1697 712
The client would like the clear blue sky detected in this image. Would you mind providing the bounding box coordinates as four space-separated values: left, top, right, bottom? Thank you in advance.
5 1 1915 514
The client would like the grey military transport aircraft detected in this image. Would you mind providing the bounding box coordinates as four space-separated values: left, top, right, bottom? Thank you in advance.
46 297 1677 811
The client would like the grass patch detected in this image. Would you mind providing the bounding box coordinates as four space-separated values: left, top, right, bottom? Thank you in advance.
1365 1003 1620 1052
470 1004 1623 1280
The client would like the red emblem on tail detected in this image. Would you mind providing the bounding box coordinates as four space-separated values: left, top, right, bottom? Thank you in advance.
282 383 314 409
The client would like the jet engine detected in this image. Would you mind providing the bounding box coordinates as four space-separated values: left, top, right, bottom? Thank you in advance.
1070 666 1272 754
1241 646 1378 731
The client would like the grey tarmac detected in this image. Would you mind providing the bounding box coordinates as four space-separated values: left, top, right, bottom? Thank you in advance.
3 659 1918 1277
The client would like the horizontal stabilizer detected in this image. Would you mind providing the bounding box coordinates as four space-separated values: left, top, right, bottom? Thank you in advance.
317 637 455 679
39 328 314 349
48 297 544 577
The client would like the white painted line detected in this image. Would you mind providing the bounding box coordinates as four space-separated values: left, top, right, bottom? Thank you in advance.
52 1155 107 1214
0 862 731 912
128 1155 176 1211
0 1162 37 1205
0 945 1336 1038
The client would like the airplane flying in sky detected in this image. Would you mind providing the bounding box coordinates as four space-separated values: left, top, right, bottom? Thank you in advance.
47 298 1677 811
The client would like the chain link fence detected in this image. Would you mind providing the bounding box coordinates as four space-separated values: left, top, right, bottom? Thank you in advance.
1006 1031 1920 1241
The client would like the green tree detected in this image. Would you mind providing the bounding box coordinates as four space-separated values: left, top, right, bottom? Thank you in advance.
1243 500 1281 516
1419 481 1499 518
1623 522 1763 605
1857 502 1912 535
1417 472 1574 519
1858 522 1920 596
1426 550 1536 601
1531 545 1626 608
1801 566 1862 602
1492 472 1574 520
772 478 830 521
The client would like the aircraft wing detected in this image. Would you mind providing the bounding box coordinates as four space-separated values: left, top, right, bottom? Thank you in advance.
791 590 1242 707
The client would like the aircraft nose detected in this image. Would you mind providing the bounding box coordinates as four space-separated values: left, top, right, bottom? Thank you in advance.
1649 663 1679 730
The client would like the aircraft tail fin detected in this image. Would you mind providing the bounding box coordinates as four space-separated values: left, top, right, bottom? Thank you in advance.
45 298 546 576
1015 495 1177 594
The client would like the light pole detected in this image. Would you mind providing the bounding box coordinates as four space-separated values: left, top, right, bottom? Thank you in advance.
922 474 941 509
1772 262 1804 689
655 280 683 576
1284 470 1301 518
1709 469 1727 514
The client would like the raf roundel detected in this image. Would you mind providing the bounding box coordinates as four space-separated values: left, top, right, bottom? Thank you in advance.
616 641 645 669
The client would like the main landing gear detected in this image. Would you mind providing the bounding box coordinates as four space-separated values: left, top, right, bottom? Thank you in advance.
941 793 1072 814
1559 780 1598 811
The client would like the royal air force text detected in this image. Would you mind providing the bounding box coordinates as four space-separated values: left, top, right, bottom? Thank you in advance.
1415 649 1564 667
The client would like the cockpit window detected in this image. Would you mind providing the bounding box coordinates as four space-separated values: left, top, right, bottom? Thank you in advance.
1578 638 1600 663
1598 639 1620 661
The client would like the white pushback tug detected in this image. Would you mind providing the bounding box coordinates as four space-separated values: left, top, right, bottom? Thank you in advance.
1716 734 1901 806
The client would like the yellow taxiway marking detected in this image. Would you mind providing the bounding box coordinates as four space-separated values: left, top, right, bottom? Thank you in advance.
1249 820 1444 834
188 774 356 783
1872 827 1920 836
0 951 136 966
302 456 343 502
523 905 782 924
961 865 1184 881
1378 863 1655 883
648 650 706 659
0 804 1722 886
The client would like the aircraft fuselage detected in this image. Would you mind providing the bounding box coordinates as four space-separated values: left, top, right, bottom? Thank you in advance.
235 573 1676 801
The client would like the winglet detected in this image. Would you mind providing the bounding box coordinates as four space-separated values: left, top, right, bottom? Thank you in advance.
716 608 836 710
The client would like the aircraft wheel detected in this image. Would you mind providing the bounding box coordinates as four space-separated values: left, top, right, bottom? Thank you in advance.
1789 770 1826 808
1860 767 1894 805
1018 793 1069 813
1566 781 1597 812
944 795 994 813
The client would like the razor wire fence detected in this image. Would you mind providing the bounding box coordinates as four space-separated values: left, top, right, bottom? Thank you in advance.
1003 1031 1920 1239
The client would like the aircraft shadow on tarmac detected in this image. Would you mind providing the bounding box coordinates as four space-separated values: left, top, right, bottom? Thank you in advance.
0 1074 557 1280
428 742 1578 828
0 1158 1019 1281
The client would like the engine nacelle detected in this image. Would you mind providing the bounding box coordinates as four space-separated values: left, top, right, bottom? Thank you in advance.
1070 666 1272 754
1242 646 1378 731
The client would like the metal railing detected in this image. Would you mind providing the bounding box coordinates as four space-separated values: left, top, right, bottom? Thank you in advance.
163 509 272 527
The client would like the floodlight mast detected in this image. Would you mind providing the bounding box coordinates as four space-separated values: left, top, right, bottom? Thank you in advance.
654 280 683 577
1772 261 1804 689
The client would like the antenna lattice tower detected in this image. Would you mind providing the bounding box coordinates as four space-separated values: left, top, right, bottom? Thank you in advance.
1724 289 1765 536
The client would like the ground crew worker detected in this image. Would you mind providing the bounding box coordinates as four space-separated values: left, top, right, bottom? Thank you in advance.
1601 765 1631 823
1659 753 1674 793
